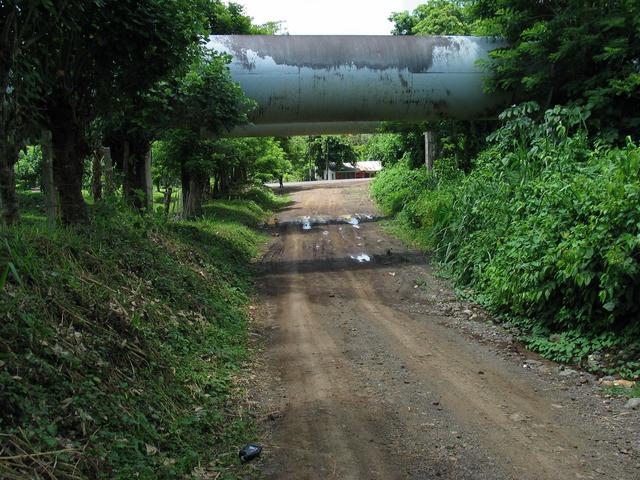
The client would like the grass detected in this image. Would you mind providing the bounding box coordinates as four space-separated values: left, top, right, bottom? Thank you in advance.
0 186 287 479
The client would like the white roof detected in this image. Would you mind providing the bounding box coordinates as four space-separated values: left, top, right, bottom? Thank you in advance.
356 161 382 172
334 161 383 172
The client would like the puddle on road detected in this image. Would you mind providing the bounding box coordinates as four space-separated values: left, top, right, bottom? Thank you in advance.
351 253 371 263
291 213 383 232
346 215 363 229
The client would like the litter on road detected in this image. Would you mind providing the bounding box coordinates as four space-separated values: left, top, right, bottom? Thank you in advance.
239 443 262 463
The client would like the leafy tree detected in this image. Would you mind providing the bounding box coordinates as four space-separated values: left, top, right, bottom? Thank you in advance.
0 2 79 225
374 123 427 168
105 1 258 209
160 50 253 218
102 4 204 211
279 136 312 181
208 1 252 34
146 1 266 218
152 140 180 194
155 129 212 217
306 136 357 179
361 134 405 166
35 0 208 223
250 138 291 183
390 1 471 36
388 10 418 36
105 70 242 212
473 0 640 140
156 134 287 217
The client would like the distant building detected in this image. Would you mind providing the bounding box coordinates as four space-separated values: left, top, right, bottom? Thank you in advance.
325 161 383 180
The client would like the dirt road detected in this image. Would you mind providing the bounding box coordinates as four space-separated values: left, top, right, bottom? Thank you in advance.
253 180 639 479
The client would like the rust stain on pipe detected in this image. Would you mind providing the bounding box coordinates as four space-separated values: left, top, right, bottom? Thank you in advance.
216 35 456 73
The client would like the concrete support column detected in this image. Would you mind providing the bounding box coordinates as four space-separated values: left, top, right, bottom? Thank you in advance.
424 131 436 172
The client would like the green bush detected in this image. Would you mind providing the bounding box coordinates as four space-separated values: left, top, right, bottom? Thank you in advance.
372 103 640 377
370 156 437 215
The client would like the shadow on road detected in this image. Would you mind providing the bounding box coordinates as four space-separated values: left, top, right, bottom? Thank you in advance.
259 252 428 276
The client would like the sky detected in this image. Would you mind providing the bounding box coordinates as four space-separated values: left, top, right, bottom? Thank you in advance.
236 0 426 35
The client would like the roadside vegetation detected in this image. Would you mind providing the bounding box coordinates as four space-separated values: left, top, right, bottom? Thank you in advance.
1 187 286 478
371 0 640 380
372 104 640 378
0 1 292 478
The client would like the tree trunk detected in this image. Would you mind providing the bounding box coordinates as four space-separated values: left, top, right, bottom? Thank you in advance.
218 167 230 197
0 38 20 227
123 139 151 211
181 165 206 219
91 149 103 202
41 129 58 227
163 186 173 218
0 142 20 226
213 172 221 197
203 177 211 199
144 148 153 211
48 99 89 224
102 147 116 198
122 140 130 201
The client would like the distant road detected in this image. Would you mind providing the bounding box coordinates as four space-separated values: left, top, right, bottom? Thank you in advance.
265 178 373 189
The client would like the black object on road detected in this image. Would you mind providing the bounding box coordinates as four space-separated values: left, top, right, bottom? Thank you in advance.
239 443 262 463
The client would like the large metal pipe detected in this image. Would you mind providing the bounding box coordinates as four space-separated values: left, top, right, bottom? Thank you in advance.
208 35 507 137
